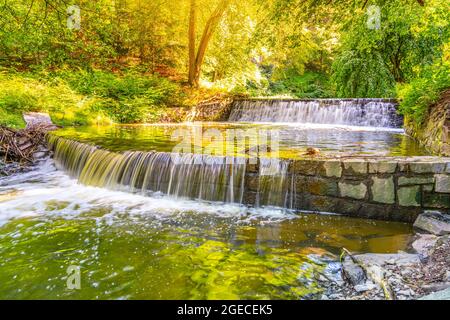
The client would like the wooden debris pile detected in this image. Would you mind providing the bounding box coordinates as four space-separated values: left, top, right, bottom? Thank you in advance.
0 124 55 163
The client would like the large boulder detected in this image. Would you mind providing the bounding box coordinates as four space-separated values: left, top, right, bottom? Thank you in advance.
414 211 450 236
353 253 421 267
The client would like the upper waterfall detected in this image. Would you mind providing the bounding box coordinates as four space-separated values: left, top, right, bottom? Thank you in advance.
228 99 403 128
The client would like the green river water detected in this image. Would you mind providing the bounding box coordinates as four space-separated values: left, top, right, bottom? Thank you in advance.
0 123 417 299
52 123 428 157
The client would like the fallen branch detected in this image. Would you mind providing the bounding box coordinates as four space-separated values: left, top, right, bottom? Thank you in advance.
341 248 395 300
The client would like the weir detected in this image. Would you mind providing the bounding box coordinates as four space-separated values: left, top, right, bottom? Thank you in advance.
47 135 450 222
44 99 450 222
47 135 292 207
228 99 403 128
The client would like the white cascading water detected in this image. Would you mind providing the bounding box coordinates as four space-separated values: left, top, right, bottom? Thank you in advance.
256 158 293 209
228 99 402 128
47 136 292 208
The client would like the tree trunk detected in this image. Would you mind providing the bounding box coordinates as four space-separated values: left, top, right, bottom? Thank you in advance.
188 0 197 86
188 0 230 87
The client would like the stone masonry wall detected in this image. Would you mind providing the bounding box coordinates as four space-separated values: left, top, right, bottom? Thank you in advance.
185 98 234 122
158 96 234 122
405 90 450 156
244 156 450 222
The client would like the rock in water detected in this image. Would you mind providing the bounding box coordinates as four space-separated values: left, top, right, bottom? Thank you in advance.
305 147 320 156
23 112 56 129
413 211 450 236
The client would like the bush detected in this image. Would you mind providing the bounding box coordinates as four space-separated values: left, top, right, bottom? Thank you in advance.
0 71 99 127
332 50 396 98
269 72 334 98
397 55 450 125
0 108 26 128
235 71 334 98
51 70 183 123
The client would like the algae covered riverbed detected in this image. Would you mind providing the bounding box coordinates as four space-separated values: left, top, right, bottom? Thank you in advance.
0 159 413 299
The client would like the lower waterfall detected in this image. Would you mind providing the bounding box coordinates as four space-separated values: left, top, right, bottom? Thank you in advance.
47 135 293 208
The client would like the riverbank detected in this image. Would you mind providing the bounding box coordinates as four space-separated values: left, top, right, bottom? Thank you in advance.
0 70 236 128
405 89 450 157
0 114 57 175
319 228 450 300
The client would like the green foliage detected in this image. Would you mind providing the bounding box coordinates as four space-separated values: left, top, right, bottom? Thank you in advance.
0 72 88 127
0 0 448 124
202 1 258 86
269 72 334 98
331 0 449 98
53 70 183 123
0 0 187 72
397 53 450 125
232 71 333 98
0 108 26 128
0 70 184 127
332 50 395 98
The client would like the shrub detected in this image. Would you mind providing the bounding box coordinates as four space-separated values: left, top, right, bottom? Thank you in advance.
51 70 183 123
240 71 334 98
397 55 450 125
269 72 334 98
0 72 99 127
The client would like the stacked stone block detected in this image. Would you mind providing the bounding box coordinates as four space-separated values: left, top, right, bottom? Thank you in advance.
244 157 450 222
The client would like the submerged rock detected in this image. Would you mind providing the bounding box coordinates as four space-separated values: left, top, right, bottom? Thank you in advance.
414 211 450 236
0 189 23 202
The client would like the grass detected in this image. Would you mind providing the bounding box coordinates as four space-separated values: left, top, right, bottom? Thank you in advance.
0 69 186 128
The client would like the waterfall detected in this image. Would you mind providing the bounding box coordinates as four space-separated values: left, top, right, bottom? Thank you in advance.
47 135 293 207
228 99 402 128
256 158 292 208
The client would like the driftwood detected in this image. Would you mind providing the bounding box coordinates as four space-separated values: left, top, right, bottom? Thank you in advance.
0 124 55 163
341 247 395 300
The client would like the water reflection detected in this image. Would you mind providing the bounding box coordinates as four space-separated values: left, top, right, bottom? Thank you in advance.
0 160 413 299
53 122 429 158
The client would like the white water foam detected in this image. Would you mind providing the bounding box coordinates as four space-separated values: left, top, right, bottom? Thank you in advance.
0 159 297 227
229 99 402 128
